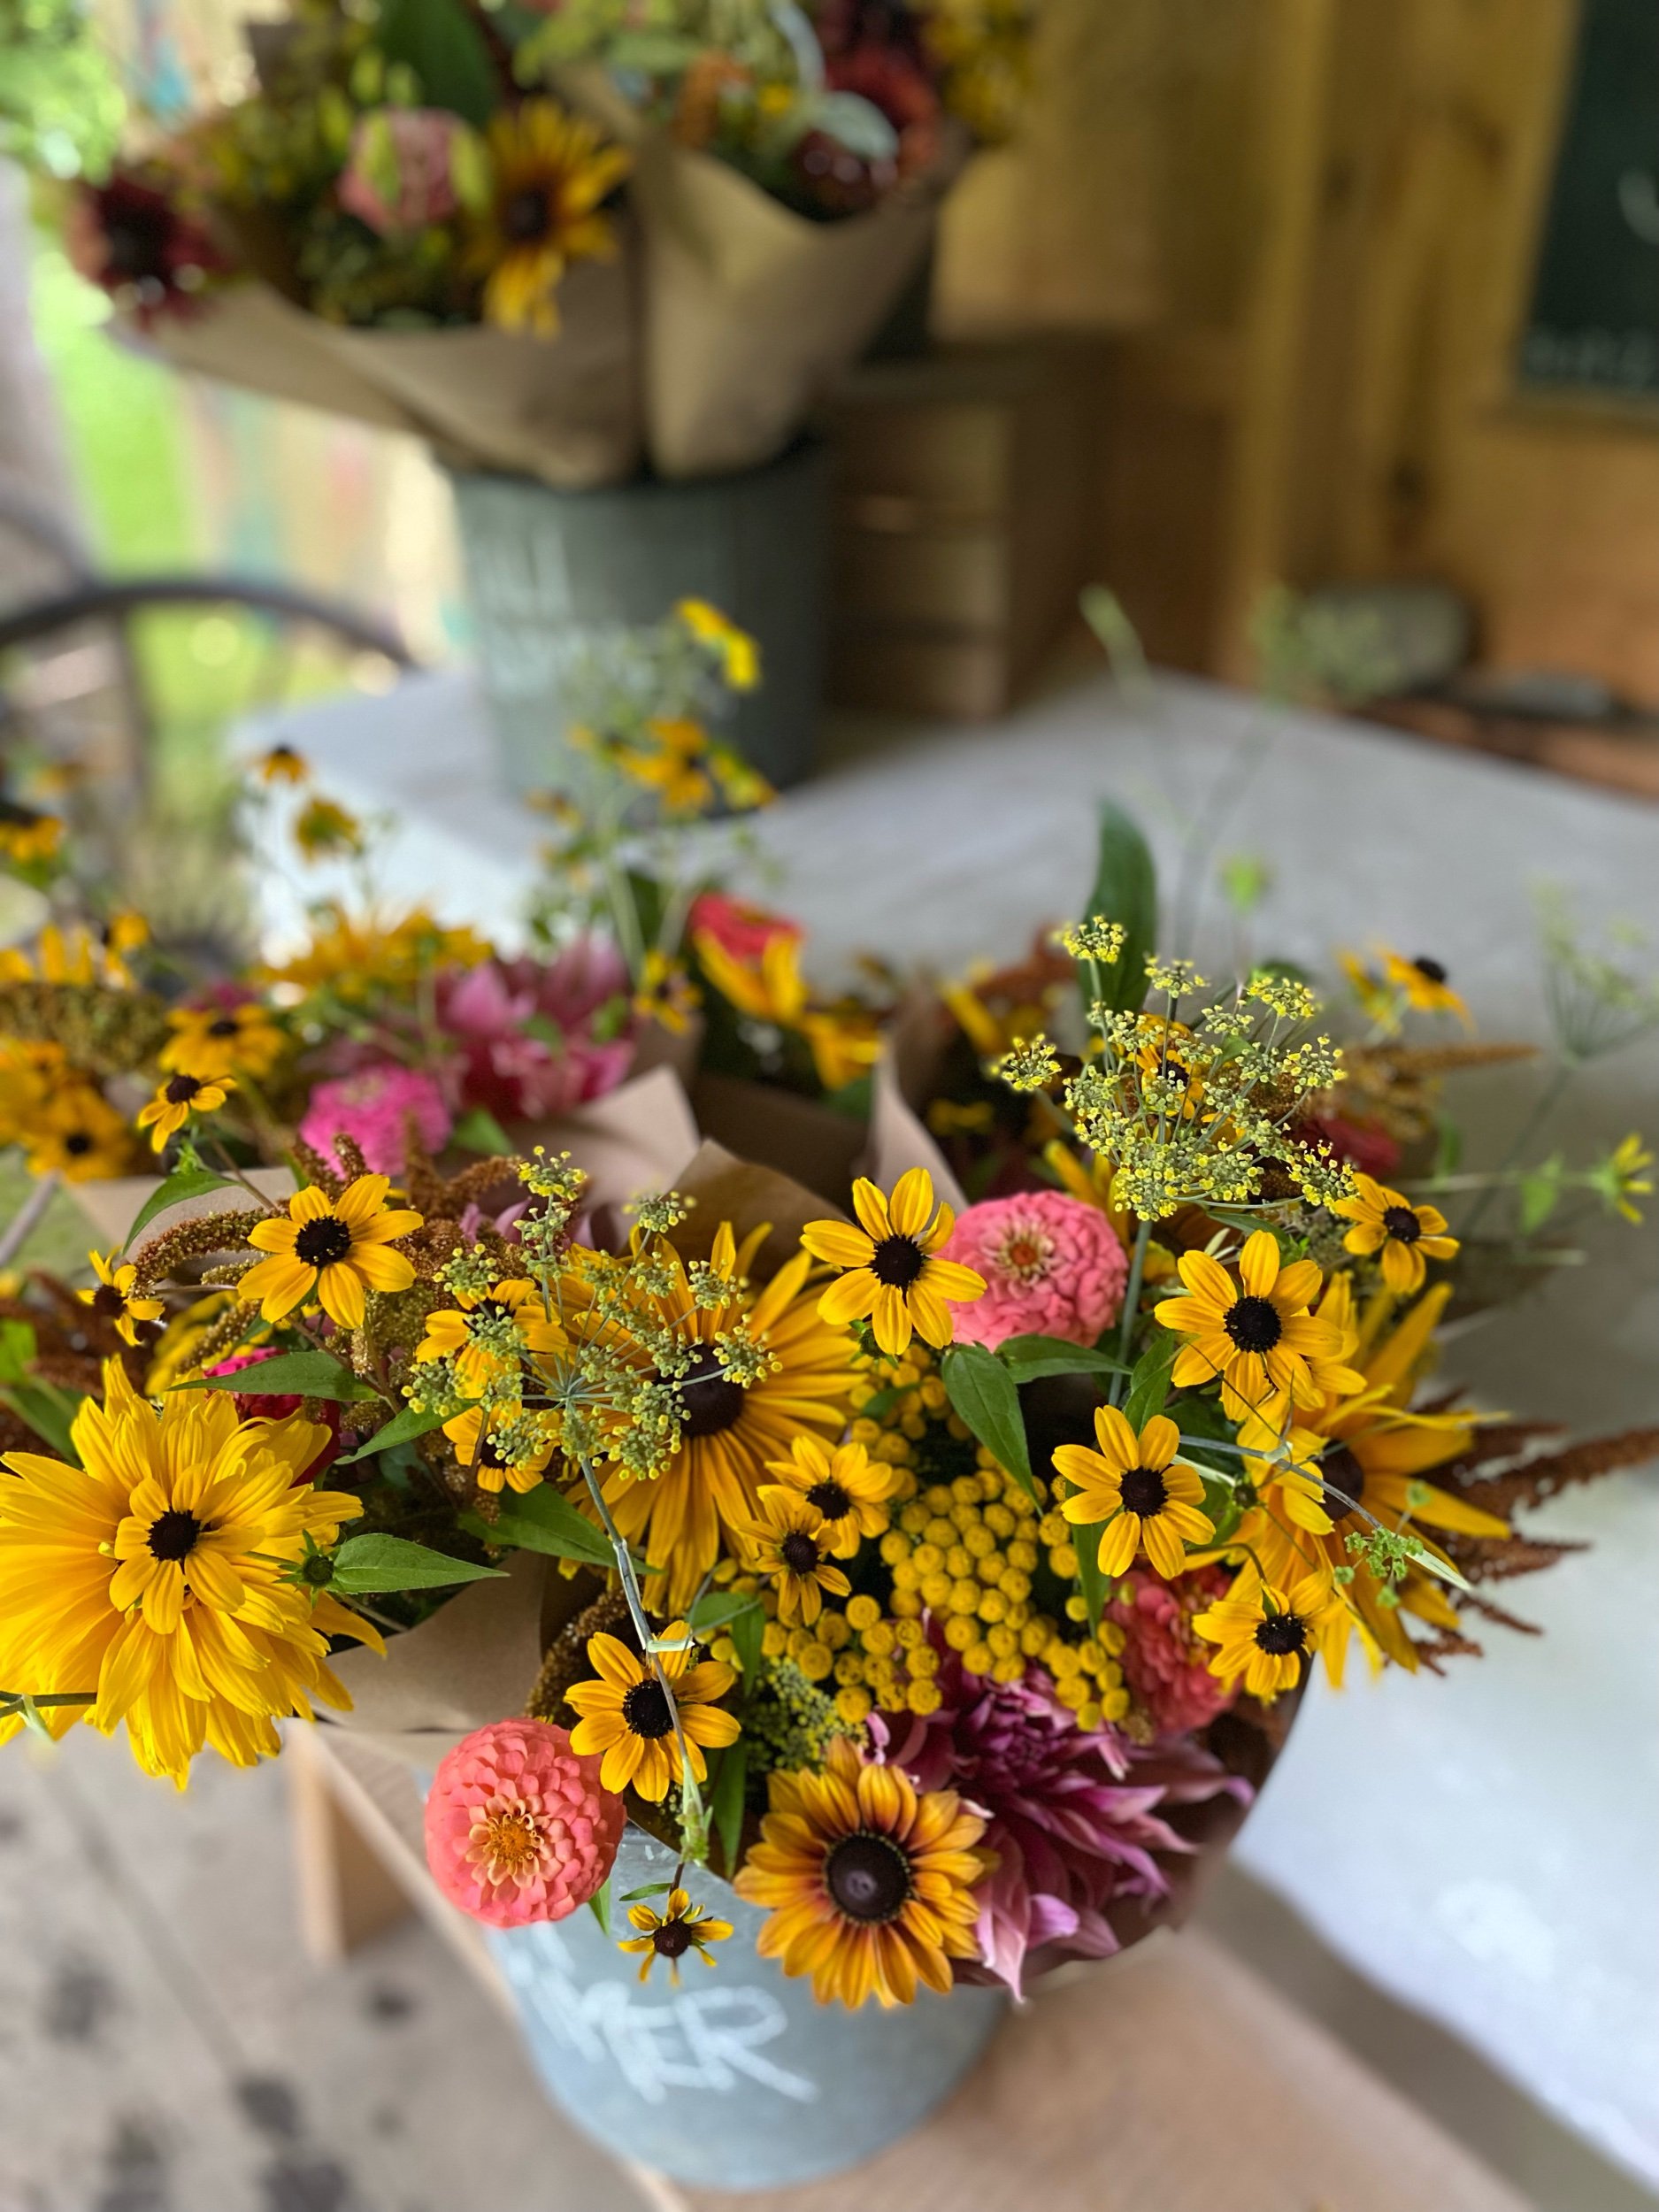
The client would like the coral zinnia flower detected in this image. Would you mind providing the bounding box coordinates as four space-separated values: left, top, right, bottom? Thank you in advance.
473 98 630 335
1333 1172 1459 1295
161 1002 287 1082
426 1719 623 1930
1154 1229 1356 1435
1194 1571 1353 1701
741 1487 853 1624
943 1189 1128 1351
242 1176 422 1329
78 1249 164 1348
803 1170 986 1357
618 1886 734 1984
733 1734 987 2008
0 1361 377 1786
136 1070 235 1152
761 1433 894 1557
1053 1407 1215 1580
565 1622 741 1801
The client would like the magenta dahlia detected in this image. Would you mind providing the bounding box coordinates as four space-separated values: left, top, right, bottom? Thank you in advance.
298 1064 452 1178
434 943 633 1123
426 1719 624 1930
942 1190 1128 1351
1109 1566 1240 1740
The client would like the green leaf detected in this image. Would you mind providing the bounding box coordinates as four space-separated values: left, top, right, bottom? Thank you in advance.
729 1597 764 1689
1432 1118 1463 1179
711 1740 749 1878
329 1534 506 1594
375 0 501 127
0 1381 81 1463
336 1404 449 1463
123 1164 235 1250
588 1878 612 1936
185 1350 383 1403
995 1333 1128 1385
1517 1155 1565 1236
1080 802 1157 1017
689 1591 764 1634
619 1881 674 1901
467 1485 618 1571
941 1341 1036 1503
1123 1329 1179 1431
1071 1517 1111 1634
0 1317 37 1385
449 1105 513 1156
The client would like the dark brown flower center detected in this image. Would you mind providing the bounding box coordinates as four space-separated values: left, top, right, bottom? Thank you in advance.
676 1348 745 1438
1254 1610 1307 1655
1118 1465 1169 1517
295 1216 353 1268
477 1434 509 1471
825 1832 912 1924
652 1919 695 1959
106 204 174 283
621 1678 674 1740
780 1531 823 1577
1382 1205 1422 1245
164 1074 204 1104
870 1234 926 1289
1413 956 1448 985
63 1131 93 1157
147 1508 204 1562
805 1479 853 1521
207 1015 240 1037
1319 1444 1365 1526
1225 1294 1282 1353
502 186 551 242
90 1283 127 1319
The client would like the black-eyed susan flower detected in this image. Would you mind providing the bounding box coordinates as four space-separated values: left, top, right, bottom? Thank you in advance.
565 1622 740 1801
1052 1406 1214 1580
79 1249 165 1348
442 1403 557 1495
733 1734 987 2008
161 1001 286 1082
241 1176 421 1329
293 796 364 862
677 598 760 690
472 98 630 334
1153 1229 1357 1435
30 1086 134 1179
633 949 701 1035
1333 1172 1458 1294
136 1070 235 1153
618 1888 734 1984
761 1433 894 1558
1193 1571 1353 1700
741 1488 851 1624
802 1169 986 1358
0 812 64 867
256 742 308 785
1381 948 1471 1024
416 1276 564 1399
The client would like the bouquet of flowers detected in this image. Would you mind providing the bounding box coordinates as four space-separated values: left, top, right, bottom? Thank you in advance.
62 0 1033 480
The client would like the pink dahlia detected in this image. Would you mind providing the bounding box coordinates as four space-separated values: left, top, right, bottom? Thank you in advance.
942 1191 1127 1351
1109 1566 1239 1740
686 891 802 967
298 1064 452 1178
338 108 466 236
434 943 634 1123
207 1348 342 1481
872 1638 1248 1995
426 1719 625 1930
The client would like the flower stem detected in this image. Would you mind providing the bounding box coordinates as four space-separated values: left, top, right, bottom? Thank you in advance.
1109 1217 1153 1407
1458 1062 1574 1239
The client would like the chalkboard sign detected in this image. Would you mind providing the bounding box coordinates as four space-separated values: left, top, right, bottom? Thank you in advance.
1520 0 1659 398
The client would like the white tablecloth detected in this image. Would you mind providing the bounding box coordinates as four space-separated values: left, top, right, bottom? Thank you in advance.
250 666 1659 2187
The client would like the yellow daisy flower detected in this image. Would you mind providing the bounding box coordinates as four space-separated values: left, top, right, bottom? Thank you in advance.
1052 1406 1215 1579
1153 1229 1357 1435
1380 948 1471 1025
677 599 761 690
760 1432 894 1558
741 1487 853 1624
1333 1172 1459 1294
79 1249 165 1348
136 1070 235 1153
30 1085 134 1180
802 1169 986 1357
1193 1571 1353 1701
241 1176 421 1330
442 1404 556 1496
473 98 630 335
161 1002 287 1082
633 949 702 1035
0 813 64 866
618 1887 734 1984
565 1623 740 1802
256 743 308 785
416 1276 565 1399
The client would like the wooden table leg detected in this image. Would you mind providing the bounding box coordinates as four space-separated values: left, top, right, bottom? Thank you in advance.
286 1722 416 1962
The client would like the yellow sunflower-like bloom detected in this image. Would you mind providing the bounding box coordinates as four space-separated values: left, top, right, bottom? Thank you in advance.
760 1433 894 1558
256 743 308 786
741 1487 853 1624
1333 1172 1459 1295
565 1623 740 1801
733 1734 987 2008
1380 948 1471 1025
1194 1571 1354 1701
692 928 880 1093
676 599 761 690
241 1176 421 1329
1052 1406 1215 1580
633 949 702 1035
618 1886 734 1984
136 1070 235 1153
474 98 630 335
416 1276 564 1399
30 1084 134 1180
442 1403 556 1495
0 1361 380 1786
802 1170 986 1357
0 814 64 866
161 1002 287 1082
1153 1229 1359 1436
79 1248 165 1348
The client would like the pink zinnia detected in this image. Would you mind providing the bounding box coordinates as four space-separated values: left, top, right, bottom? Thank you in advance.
299 1064 452 1177
338 108 465 236
1109 1567 1239 1740
434 943 634 1124
426 1720 625 1930
942 1191 1127 1351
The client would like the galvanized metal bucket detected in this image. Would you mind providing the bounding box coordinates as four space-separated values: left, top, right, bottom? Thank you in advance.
449 443 828 800
485 1825 1007 2190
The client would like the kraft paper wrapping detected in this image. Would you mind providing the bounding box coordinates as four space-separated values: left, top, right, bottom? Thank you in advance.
139 250 641 488
864 993 967 1210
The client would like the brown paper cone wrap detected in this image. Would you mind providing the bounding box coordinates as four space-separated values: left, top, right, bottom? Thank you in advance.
864 990 968 1210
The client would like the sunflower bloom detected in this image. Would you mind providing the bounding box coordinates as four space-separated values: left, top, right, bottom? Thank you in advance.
1053 1407 1214 1580
79 1248 165 1348
1333 1172 1459 1294
1193 1571 1353 1700
241 1176 421 1329
618 1887 734 1984
733 1735 987 2008
0 1361 378 1786
1154 1230 1357 1435
474 98 630 335
565 1623 740 1801
136 1070 235 1152
802 1170 986 1357
761 1433 894 1558
741 1487 852 1624
161 1002 287 1081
